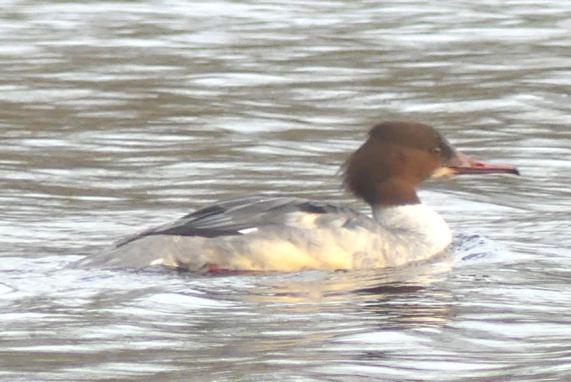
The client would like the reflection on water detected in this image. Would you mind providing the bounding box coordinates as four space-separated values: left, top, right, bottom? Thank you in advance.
0 254 456 380
1 0 571 381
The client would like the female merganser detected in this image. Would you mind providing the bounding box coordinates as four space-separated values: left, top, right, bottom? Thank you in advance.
85 121 519 272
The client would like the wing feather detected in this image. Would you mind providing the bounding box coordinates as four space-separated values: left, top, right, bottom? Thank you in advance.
116 195 360 247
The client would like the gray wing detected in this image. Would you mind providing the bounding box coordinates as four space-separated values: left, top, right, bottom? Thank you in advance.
116 195 363 247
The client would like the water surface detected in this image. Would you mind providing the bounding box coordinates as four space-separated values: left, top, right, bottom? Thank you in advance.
1 1 570 381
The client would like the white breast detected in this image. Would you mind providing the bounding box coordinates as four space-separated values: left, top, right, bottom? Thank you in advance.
373 204 452 260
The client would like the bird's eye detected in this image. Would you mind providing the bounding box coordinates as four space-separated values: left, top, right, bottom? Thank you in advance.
431 147 442 155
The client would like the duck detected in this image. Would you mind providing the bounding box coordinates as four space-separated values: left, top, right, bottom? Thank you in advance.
83 121 519 272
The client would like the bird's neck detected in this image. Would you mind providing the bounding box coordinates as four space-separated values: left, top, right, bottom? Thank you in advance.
372 203 452 256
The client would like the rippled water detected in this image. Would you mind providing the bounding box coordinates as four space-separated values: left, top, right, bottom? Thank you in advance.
1 1 570 381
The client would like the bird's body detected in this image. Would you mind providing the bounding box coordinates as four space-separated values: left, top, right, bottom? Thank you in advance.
89 196 451 271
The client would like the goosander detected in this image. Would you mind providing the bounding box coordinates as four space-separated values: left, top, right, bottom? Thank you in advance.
85 122 519 272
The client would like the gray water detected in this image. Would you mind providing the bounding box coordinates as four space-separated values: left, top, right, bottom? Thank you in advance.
1 1 570 381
